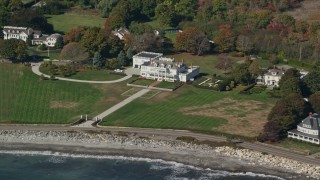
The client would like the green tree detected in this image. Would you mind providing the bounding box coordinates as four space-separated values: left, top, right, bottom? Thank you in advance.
233 62 252 85
267 93 311 131
278 68 301 87
279 77 302 96
15 40 28 60
303 71 320 94
8 9 53 33
117 50 127 67
93 51 103 68
248 60 261 78
97 0 119 17
155 0 177 27
175 0 198 20
105 58 120 69
54 36 64 49
129 21 153 35
0 39 27 61
309 92 320 112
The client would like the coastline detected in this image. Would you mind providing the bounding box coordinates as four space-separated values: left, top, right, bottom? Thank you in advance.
0 129 318 180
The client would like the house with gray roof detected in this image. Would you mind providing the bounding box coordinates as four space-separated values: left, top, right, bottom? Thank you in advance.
3 26 62 47
3 26 33 42
288 113 320 145
256 67 285 87
112 27 130 40
133 51 200 82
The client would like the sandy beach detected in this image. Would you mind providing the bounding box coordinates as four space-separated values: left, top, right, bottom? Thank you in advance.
0 129 318 180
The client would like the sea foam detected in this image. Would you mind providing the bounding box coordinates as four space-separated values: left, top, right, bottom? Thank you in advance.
0 150 284 180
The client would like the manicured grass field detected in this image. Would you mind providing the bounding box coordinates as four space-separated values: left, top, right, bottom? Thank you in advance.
276 139 320 154
46 14 106 33
40 66 126 81
0 63 131 124
102 86 228 131
131 79 155 86
67 71 125 81
155 81 176 89
101 84 276 137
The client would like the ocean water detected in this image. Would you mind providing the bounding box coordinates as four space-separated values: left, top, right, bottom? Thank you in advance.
0 151 283 180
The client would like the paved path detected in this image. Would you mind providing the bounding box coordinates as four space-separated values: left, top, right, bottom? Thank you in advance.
94 89 150 120
0 124 319 166
31 63 132 84
72 89 150 128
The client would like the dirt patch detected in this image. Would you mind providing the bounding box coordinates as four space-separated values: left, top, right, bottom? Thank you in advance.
179 98 273 137
149 81 161 87
50 101 79 109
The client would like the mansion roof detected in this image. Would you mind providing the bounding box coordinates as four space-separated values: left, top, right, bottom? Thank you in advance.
299 113 320 131
265 68 285 76
134 51 163 59
3 26 33 36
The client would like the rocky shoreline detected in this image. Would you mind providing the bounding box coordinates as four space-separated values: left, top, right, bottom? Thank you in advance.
0 129 318 179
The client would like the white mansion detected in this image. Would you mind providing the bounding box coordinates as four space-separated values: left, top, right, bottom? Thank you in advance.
256 68 285 87
288 113 320 145
133 52 200 82
3 26 62 47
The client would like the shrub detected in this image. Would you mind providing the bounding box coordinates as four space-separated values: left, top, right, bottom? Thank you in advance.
38 44 47 51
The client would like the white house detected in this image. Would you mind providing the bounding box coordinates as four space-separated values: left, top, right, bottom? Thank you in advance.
256 68 285 87
133 51 200 82
288 113 320 145
44 33 62 47
133 51 163 68
3 26 62 47
112 27 130 40
3 26 33 42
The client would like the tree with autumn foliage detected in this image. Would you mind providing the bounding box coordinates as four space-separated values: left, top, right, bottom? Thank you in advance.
213 24 235 53
309 91 320 112
215 54 233 73
261 93 311 142
104 15 125 31
175 27 210 55
60 42 89 62
63 27 87 44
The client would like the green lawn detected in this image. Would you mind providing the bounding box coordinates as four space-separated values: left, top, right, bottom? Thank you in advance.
0 63 131 124
155 81 177 89
145 20 173 30
46 14 106 33
102 86 228 131
131 79 155 86
40 66 125 81
276 139 320 154
101 83 276 136
165 32 178 42
166 53 243 76
67 71 125 81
